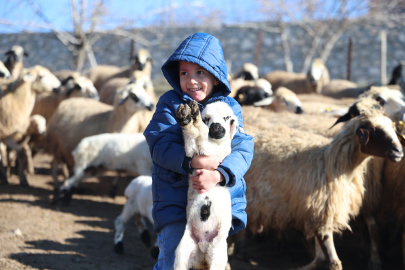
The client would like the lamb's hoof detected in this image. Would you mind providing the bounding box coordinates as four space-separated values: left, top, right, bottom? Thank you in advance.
140 230 151 248
150 246 159 259
109 185 118 198
176 103 192 126
114 241 124 254
0 171 8 185
189 100 199 122
19 175 29 187
51 187 75 206
330 260 342 270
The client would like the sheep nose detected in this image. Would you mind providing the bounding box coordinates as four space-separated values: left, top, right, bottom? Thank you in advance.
211 123 221 130
296 106 304 114
146 104 155 111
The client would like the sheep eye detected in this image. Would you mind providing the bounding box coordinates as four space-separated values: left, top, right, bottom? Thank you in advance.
223 116 231 121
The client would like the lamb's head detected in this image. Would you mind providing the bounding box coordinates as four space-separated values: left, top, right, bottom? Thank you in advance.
353 109 404 162
360 86 405 119
307 58 329 92
4 45 28 64
64 75 99 100
26 66 61 93
0 61 11 79
131 49 153 71
28 115 46 136
254 87 304 114
116 80 155 112
201 102 238 143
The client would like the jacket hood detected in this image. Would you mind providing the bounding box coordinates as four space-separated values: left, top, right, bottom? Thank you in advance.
161 32 231 99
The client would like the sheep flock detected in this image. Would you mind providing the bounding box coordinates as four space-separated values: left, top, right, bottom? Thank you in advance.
2 42 405 270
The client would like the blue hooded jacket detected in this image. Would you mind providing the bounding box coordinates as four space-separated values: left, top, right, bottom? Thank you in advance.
143 32 254 235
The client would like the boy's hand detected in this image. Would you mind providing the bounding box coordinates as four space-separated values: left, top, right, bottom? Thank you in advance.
191 169 224 194
191 155 222 170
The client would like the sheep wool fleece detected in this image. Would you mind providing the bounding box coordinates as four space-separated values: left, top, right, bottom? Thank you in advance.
144 32 254 236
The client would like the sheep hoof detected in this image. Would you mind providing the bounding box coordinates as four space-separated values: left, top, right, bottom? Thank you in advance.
176 103 192 126
330 261 342 270
51 187 74 206
150 246 159 259
114 241 124 254
140 230 151 248
189 100 199 122
109 185 118 198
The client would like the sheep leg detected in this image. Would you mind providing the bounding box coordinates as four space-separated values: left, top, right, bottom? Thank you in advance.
51 159 60 187
3 137 28 186
365 216 382 270
134 213 152 248
291 236 326 270
316 233 342 270
51 170 86 206
21 138 34 174
0 147 8 185
114 197 139 254
174 224 199 270
109 172 121 198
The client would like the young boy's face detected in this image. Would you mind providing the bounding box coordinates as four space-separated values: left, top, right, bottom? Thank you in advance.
179 61 217 102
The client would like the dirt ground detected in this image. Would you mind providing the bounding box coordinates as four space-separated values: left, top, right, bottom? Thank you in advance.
1 154 404 270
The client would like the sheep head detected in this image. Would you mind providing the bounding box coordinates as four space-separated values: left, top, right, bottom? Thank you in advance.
202 102 239 143
26 66 61 93
307 58 329 93
4 45 28 64
116 79 155 112
131 49 152 71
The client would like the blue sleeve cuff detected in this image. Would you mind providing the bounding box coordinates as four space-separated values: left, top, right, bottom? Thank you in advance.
182 156 194 174
216 167 230 186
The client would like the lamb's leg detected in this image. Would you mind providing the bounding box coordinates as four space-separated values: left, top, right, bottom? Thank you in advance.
174 224 198 270
0 146 8 185
114 199 138 254
51 158 60 187
134 214 151 248
291 236 327 270
21 138 34 174
109 172 121 198
365 216 382 270
51 170 86 206
316 232 342 270
3 137 28 186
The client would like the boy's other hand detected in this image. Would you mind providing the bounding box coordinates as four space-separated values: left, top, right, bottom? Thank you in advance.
191 169 224 194
191 155 222 170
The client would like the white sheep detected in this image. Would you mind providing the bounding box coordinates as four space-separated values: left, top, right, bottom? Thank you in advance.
0 66 60 185
44 81 154 186
253 86 304 114
86 48 152 91
4 45 28 80
114 175 159 259
243 108 402 270
264 58 330 94
234 63 259 81
174 101 238 270
51 133 152 204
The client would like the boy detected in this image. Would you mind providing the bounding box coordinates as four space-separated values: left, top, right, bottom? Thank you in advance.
144 32 254 270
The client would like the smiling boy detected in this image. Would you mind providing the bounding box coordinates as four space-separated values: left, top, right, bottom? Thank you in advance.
144 32 254 270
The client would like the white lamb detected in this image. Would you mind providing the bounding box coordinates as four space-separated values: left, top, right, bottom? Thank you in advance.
174 100 238 270
114 175 159 259
52 133 152 205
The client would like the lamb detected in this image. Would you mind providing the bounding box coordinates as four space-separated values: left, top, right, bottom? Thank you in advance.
264 58 330 94
173 100 238 270
229 78 272 98
51 133 152 204
0 66 60 185
44 81 154 186
4 45 28 80
243 108 403 270
86 48 152 91
253 87 304 114
114 175 159 259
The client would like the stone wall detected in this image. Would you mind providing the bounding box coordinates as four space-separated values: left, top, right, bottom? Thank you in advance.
1 22 404 86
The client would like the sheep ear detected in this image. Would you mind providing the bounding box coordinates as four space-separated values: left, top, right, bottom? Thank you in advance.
23 72 37 83
229 115 239 139
356 127 370 146
253 96 274 107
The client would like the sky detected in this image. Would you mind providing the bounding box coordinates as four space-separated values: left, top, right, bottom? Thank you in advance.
0 0 265 33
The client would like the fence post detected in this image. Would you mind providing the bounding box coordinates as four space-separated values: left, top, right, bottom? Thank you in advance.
380 30 387 85
347 38 352 81
254 31 264 67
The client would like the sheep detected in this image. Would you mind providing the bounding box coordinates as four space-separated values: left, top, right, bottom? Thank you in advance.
234 63 259 81
31 75 99 123
243 108 402 270
51 132 152 204
320 79 373 98
388 61 405 91
234 85 271 106
173 100 238 270
229 78 272 98
44 81 154 186
253 87 304 114
0 61 11 80
264 58 330 94
4 45 28 80
114 175 159 259
86 48 152 91
53 69 79 82
0 65 60 185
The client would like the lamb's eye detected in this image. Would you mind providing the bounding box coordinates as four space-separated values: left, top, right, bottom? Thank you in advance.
223 116 231 121
203 117 210 124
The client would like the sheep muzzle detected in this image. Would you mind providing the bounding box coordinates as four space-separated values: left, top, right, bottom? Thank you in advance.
209 123 225 139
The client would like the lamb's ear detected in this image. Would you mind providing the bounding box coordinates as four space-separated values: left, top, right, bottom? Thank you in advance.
229 115 239 139
356 127 370 146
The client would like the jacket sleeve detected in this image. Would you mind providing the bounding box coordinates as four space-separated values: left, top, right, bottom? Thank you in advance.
143 94 191 176
217 101 254 187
